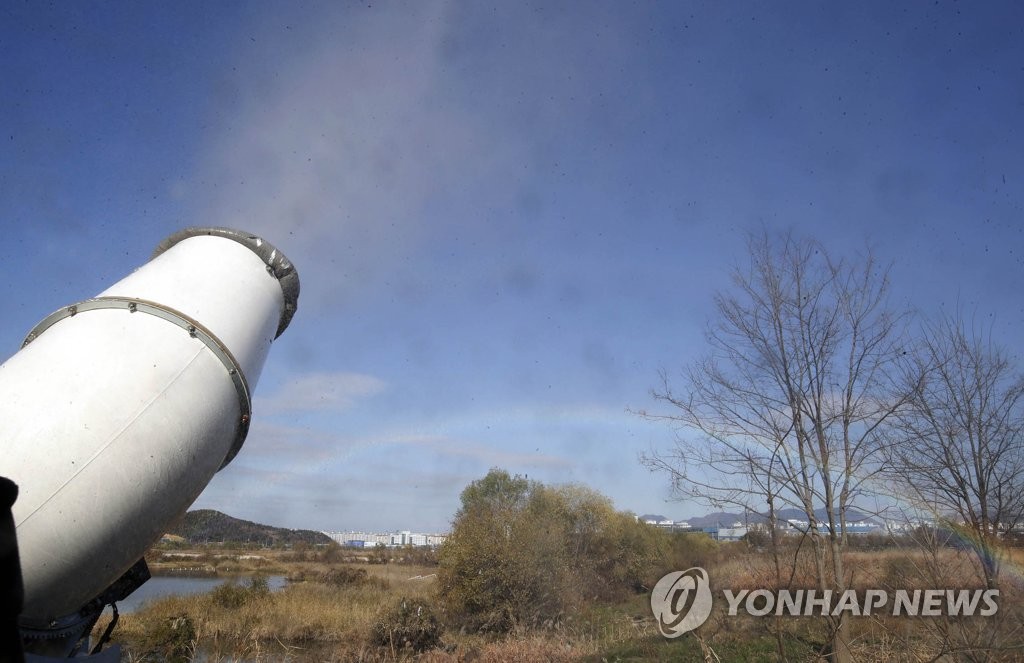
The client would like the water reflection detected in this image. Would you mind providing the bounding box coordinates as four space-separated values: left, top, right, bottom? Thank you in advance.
117 575 287 614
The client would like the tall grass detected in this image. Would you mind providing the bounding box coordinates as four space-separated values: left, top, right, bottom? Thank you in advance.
108 565 440 661
107 547 1024 661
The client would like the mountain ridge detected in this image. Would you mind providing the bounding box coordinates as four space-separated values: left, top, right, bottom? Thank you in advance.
169 509 332 546
643 507 881 528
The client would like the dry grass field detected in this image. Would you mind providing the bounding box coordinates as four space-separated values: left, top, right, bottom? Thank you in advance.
102 542 1024 662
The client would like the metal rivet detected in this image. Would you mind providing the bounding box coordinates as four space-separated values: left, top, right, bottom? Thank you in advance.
187 325 197 338
128 302 137 313
67 305 77 316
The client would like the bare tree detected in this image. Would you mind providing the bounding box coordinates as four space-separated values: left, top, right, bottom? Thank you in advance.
640 230 909 663
885 314 1024 591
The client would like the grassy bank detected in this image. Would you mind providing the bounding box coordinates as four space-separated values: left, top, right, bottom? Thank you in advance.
145 543 394 577
110 562 431 661
109 556 714 662
106 544 1024 662
111 578 726 662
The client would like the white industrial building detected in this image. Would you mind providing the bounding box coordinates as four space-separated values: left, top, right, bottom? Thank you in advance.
322 530 447 548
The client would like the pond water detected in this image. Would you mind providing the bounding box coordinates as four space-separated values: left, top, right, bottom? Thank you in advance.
116 575 288 614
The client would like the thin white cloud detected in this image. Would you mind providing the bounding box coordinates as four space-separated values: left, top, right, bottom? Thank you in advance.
255 371 386 415
209 423 574 530
240 420 346 460
237 414 573 473
424 439 573 470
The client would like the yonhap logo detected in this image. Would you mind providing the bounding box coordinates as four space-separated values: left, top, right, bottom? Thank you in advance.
651 567 714 637
649 567 1000 638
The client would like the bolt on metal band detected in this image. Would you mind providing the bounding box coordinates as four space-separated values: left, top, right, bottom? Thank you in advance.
23 296 252 469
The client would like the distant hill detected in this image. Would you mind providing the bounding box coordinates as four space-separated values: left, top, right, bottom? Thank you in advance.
658 507 880 528
684 512 752 528
169 509 332 546
647 508 880 528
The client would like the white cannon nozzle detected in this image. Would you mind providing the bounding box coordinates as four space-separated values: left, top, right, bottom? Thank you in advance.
0 227 299 622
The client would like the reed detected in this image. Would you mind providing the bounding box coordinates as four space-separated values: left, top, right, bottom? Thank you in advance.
104 547 1024 661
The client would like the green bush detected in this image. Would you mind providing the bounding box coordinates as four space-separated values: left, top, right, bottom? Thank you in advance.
318 566 369 586
135 614 196 662
210 575 271 608
368 542 390 565
438 469 674 632
666 530 720 570
371 597 442 653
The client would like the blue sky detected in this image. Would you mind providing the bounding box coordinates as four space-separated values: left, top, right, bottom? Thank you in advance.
2 2 1022 532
